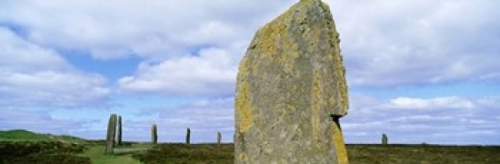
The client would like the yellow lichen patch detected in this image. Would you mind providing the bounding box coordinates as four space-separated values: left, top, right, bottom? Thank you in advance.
332 122 349 164
253 5 303 75
282 42 299 74
237 56 250 79
257 22 286 61
236 82 252 133
311 70 321 140
239 153 249 161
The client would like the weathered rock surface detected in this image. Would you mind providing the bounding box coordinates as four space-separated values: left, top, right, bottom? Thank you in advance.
234 0 349 163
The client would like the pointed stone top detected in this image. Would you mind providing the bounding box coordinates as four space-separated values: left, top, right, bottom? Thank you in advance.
299 0 323 5
262 0 334 32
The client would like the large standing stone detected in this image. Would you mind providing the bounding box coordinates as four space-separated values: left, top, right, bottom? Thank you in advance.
234 0 349 163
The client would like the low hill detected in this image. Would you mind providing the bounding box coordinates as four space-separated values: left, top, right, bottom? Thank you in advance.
0 129 86 143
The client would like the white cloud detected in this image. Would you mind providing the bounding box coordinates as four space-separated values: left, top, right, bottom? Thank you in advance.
111 0 499 95
2 0 498 91
387 96 475 110
118 47 238 96
0 27 110 108
329 0 500 87
0 0 295 60
342 93 500 144
8 0 498 94
0 0 299 97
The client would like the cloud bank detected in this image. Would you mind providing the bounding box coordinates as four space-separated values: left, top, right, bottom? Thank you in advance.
0 28 110 108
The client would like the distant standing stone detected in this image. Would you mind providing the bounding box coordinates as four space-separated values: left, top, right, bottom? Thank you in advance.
382 133 388 145
234 0 349 163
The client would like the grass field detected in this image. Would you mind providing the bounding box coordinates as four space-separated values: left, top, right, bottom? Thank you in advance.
133 143 500 164
1 129 500 164
347 144 500 164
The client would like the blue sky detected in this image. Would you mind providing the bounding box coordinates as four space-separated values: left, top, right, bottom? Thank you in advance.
0 0 499 145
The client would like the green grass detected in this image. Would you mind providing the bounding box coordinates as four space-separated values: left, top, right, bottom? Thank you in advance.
80 144 149 164
0 129 86 143
133 143 233 164
0 129 148 163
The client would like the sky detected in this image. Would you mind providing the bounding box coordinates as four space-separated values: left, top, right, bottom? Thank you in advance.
0 0 499 145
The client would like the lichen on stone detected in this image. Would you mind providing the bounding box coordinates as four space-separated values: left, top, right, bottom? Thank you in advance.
235 81 252 133
333 121 349 163
235 0 349 163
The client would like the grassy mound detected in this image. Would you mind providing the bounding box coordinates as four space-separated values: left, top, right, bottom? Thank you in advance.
0 129 86 143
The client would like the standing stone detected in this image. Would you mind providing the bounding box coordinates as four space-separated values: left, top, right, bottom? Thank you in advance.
217 131 222 150
186 127 191 145
117 115 122 146
382 133 388 145
234 0 349 163
151 124 158 144
105 114 118 154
